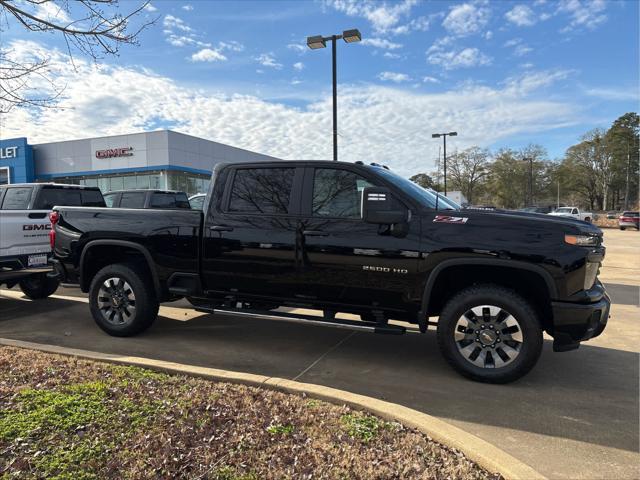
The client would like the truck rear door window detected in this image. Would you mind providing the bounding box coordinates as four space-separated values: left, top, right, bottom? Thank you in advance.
1 187 32 210
228 168 295 214
120 192 146 209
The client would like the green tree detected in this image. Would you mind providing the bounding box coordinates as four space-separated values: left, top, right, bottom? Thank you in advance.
605 112 639 209
409 173 437 190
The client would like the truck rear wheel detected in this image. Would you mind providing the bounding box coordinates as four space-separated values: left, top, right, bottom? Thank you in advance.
436 284 543 384
19 274 59 299
89 263 159 337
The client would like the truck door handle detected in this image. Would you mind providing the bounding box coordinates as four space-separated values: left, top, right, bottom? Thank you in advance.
303 230 328 237
210 225 234 232
28 212 48 219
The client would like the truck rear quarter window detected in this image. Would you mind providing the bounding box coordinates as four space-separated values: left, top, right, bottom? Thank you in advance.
228 167 295 214
312 168 373 218
1 187 33 210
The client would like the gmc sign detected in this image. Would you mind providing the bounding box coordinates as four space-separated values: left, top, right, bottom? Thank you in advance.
23 224 51 230
95 147 133 159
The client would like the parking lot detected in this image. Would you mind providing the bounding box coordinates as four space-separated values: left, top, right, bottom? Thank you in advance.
1 228 638 479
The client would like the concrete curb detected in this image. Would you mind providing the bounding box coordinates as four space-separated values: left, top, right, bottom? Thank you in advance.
0 337 545 480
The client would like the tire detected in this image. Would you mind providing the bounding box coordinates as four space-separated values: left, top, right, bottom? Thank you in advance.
584 217 591 223
436 284 543 384
19 274 59 299
620 227 625 230
89 263 159 337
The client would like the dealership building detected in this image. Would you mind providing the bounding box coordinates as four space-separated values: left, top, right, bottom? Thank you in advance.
0 130 280 195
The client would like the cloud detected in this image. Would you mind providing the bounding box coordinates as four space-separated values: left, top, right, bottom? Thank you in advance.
2 40 584 177
30 1 72 23
442 3 491 36
361 38 403 50
427 40 492 70
504 38 533 57
144 3 158 13
423 76 440 83
256 53 282 69
558 0 608 31
293 62 304 71
378 71 411 83
504 69 573 95
218 41 244 52
191 48 227 62
505 5 537 26
325 0 420 34
583 87 639 101
163 14 192 33
182 4 194 11
287 43 306 53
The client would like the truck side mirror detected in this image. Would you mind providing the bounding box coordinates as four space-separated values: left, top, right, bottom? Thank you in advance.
361 187 408 224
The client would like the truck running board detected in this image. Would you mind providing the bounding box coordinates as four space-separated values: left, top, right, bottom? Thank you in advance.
194 307 406 335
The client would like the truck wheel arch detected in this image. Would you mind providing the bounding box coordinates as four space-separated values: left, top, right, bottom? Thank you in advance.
420 258 558 330
80 240 162 299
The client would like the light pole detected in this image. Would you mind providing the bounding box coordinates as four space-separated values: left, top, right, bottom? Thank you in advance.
431 132 457 195
307 29 362 162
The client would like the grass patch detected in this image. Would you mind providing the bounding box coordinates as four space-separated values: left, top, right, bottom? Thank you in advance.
341 413 381 443
265 423 294 435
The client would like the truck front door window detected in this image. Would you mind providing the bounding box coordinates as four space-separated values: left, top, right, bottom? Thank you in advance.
228 168 295 214
312 169 373 218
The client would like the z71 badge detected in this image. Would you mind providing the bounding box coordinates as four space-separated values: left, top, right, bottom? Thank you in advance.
433 215 468 224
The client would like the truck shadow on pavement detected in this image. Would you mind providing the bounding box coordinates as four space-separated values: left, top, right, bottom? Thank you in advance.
0 294 638 457
603 282 640 306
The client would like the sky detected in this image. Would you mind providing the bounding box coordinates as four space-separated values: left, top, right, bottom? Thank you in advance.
0 0 638 177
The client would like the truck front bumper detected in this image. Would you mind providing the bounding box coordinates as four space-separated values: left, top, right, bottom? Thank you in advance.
551 282 610 352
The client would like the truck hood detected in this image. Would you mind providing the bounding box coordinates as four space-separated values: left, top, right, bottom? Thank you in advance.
446 208 601 234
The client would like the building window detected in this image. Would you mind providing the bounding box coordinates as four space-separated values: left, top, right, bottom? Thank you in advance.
0 167 10 185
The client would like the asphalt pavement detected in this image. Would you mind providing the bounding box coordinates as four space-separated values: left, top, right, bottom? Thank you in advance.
1 229 638 479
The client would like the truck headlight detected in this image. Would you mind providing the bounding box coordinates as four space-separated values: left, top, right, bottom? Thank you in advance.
565 234 599 246
584 261 599 290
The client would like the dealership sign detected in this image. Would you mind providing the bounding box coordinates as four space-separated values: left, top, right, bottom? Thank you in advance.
0 146 18 159
95 146 133 158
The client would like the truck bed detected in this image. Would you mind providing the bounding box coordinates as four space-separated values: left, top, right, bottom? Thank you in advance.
53 206 203 288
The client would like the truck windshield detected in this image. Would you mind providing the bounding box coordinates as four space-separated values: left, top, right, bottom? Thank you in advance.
555 207 573 213
373 168 461 210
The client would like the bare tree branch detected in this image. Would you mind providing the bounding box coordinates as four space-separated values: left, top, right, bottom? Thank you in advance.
0 0 155 111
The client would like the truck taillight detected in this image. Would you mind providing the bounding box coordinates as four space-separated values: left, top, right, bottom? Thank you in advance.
49 211 58 249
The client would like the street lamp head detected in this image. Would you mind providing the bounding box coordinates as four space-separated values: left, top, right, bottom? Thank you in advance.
342 29 362 43
448 132 458 137
432 133 441 138
307 35 326 49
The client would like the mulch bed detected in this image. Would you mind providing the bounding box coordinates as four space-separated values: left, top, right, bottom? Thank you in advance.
0 346 500 479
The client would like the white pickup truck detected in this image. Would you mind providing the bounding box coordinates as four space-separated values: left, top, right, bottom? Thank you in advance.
0 183 105 299
548 206 593 223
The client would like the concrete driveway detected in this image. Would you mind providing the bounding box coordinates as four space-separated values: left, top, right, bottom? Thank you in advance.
1 229 638 479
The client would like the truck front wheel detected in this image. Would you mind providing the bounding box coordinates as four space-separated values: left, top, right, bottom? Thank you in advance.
436 285 543 384
19 274 59 299
89 263 159 337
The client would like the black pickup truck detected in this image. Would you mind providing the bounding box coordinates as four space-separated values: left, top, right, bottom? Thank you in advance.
50 161 610 383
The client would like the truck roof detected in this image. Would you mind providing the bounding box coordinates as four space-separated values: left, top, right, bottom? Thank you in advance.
0 183 101 190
